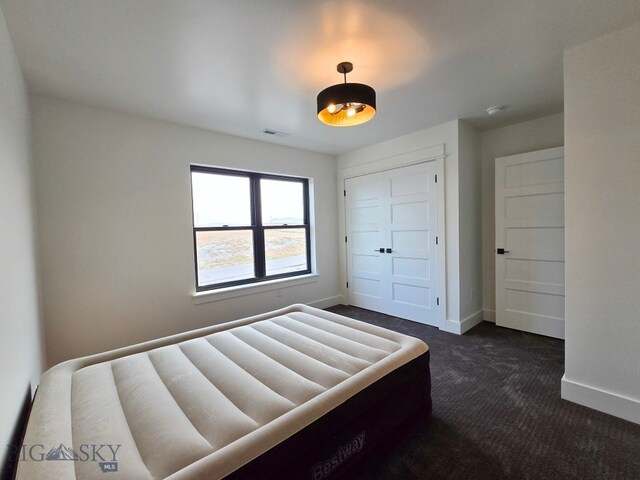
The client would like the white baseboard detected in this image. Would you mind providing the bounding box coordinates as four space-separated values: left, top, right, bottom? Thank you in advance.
443 310 484 335
561 374 640 425
484 309 496 322
307 295 343 309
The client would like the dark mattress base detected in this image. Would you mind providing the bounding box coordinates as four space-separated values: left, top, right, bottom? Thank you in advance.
227 351 432 480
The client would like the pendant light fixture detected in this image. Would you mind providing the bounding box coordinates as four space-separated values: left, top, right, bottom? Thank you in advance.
317 62 376 127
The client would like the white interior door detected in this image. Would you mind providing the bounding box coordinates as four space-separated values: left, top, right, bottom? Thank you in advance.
495 147 565 339
345 162 440 327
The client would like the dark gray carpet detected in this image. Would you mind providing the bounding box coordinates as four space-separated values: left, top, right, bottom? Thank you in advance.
326 305 640 480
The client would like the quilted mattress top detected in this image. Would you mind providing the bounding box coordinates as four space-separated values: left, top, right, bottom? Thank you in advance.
16 304 428 480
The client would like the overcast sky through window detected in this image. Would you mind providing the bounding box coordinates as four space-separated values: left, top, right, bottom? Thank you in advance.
192 172 304 227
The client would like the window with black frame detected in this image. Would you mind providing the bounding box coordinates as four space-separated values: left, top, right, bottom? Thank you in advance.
190 166 311 291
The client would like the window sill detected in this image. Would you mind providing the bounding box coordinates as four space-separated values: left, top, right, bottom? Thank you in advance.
192 273 319 305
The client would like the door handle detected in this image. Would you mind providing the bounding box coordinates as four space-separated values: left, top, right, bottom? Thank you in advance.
385 248 393 253
496 248 511 255
374 248 384 253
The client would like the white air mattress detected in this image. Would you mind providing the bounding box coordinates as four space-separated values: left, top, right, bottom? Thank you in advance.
16 304 428 480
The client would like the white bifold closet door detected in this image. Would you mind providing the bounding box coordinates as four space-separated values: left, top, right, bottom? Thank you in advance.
345 162 439 326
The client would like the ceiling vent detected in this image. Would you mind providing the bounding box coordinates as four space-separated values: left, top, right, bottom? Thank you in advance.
262 129 290 137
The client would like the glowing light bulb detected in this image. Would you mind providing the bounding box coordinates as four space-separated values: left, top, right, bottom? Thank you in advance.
347 108 356 117
327 104 336 114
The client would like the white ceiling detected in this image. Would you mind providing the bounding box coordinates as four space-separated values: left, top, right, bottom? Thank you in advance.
3 0 640 154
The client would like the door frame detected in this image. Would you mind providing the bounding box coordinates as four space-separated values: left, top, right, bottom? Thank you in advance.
337 145 447 330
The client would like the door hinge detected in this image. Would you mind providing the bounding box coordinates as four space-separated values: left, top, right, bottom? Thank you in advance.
344 189 346 197
345 236 348 243
436 297 440 306
435 174 438 183
346 282 349 288
435 236 439 245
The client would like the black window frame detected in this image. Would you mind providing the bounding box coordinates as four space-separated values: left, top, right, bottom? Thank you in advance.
190 165 312 291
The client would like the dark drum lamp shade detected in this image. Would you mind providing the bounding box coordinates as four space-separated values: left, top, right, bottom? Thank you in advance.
317 62 376 127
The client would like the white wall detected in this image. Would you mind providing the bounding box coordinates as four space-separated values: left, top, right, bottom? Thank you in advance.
337 120 483 333
480 113 564 320
30 95 340 366
458 122 483 323
562 21 640 424
0 5 44 472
